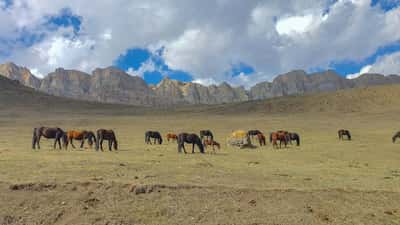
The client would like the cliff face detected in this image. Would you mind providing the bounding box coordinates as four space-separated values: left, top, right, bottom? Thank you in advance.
2 62 400 106
0 62 41 89
40 68 91 100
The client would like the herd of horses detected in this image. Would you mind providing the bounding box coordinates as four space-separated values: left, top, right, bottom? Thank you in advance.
32 126 400 153
32 127 117 151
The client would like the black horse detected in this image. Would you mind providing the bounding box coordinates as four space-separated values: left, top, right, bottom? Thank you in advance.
177 133 204 154
288 132 300 146
393 131 400 143
32 127 67 150
338 129 351 140
96 129 118 151
200 130 213 141
247 130 262 139
145 131 163 145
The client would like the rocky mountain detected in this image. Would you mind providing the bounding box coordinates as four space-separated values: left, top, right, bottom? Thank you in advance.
1 62 400 106
0 62 41 89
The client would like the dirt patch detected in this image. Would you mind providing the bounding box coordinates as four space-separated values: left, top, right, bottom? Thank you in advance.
9 183 57 191
1 181 400 225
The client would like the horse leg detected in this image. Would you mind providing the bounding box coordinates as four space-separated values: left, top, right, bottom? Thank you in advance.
181 144 187 154
80 139 85 148
100 139 104 151
37 135 41 149
70 139 76 149
32 133 37 150
108 140 112 151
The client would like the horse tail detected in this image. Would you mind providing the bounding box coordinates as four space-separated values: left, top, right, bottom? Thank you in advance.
269 133 273 143
297 135 300 146
95 130 101 150
32 128 37 149
393 134 398 143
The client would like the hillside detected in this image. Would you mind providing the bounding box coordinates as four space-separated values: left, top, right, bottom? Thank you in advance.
2 74 400 117
1 62 400 106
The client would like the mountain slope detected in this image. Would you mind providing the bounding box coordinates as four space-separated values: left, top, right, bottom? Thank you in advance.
2 62 400 106
3 74 400 116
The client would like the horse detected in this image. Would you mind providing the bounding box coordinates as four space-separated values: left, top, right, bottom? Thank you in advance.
166 133 178 142
200 130 214 141
247 130 263 139
177 133 204 154
256 133 266 146
338 129 351 140
393 131 400 143
145 131 163 145
96 129 118 151
203 139 220 153
270 131 289 149
66 130 96 149
32 127 67 150
288 132 300 146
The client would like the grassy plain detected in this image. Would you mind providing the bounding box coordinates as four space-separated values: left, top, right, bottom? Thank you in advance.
0 82 400 224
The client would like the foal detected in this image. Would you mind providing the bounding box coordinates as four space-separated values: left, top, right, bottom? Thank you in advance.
203 139 221 153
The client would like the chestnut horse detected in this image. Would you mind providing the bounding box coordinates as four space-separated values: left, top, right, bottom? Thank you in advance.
338 129 351 140
32 127 67 150
269 131 289 149
96 129 118 151
177 133 204 154
166 133 178 142
256 133 266 146
203 139 220 153
66 130 96 149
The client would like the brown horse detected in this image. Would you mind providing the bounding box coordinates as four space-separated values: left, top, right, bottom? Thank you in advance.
166 133 178 142
177 133 204 154
66 130 96 149
338 129 351 140
270 131 289 149
203 139 220 153
96 129 118 151
32 127 67 150
256 133 266 146
393 131 400 143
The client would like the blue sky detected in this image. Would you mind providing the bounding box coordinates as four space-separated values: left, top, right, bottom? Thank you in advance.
1 0 400 86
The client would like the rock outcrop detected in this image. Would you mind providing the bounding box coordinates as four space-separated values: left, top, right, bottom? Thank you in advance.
1 62 400 106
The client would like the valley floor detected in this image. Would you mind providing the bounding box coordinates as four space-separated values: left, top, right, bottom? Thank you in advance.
0 111 399 225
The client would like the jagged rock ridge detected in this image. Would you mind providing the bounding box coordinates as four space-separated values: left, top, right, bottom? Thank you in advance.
1 62 400 106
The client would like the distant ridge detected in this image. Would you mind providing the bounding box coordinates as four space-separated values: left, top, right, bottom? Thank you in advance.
1 62 400 106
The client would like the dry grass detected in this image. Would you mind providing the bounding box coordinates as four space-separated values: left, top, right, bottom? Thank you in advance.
1 82 400 224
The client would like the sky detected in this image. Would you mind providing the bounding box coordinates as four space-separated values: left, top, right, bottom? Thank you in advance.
0 0 400 87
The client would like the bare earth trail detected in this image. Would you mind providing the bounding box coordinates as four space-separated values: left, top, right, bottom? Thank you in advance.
1 83 400 224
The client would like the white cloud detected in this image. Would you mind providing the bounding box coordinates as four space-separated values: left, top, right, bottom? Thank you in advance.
276 15 314 35
346 65 372 79
0 0 399 87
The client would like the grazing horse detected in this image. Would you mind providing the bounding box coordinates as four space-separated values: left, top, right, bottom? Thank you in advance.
66 130 96 149
247 130 263 139
145 131 163 145
256 133 266 146
203 139 221 153
166 133 178 142
393 131 400 143
177 133 204 154
288 132 300 146
270 131 289 149
96 129 118 151
200 130 214 141
338 129 351 140
32 127 67 150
